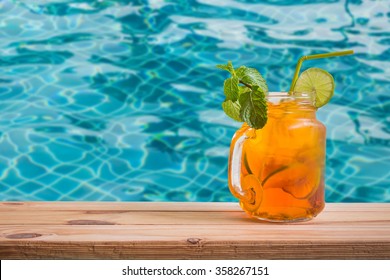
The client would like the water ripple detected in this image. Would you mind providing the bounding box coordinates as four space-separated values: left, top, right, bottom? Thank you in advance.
0 0 389 202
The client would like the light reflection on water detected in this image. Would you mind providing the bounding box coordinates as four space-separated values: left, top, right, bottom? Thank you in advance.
0 0 389 202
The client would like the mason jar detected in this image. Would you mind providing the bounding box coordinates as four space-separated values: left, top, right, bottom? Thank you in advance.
228 92 326 222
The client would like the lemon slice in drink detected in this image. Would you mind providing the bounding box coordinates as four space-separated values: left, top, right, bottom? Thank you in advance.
294 67 335 108
240 174 263 212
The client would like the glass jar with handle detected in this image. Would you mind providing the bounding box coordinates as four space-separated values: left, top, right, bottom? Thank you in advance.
228 92 326 222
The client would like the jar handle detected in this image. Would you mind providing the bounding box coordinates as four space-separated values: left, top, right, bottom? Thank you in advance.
229 133 249 199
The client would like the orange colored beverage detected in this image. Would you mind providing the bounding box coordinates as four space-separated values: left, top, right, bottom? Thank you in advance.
228 93 326 222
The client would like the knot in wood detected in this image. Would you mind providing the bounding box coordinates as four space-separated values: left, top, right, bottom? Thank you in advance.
6 233 42 239
187 238 201 245
67 220 116 225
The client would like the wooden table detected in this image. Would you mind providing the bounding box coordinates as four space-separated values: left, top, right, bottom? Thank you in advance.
0 202 389 259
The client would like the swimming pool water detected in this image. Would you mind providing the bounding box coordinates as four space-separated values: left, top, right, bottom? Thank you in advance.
0 0 389 202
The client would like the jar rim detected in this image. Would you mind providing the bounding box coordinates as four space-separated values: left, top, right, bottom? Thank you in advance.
266 92 316 106
266 91 314 97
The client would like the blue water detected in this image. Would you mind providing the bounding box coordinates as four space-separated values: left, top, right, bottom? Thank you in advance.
0 0 389 202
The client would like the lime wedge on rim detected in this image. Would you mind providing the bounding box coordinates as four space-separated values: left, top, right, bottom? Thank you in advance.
294 67 335 108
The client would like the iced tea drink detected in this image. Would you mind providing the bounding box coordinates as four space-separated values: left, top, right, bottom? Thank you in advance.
228 92 325 222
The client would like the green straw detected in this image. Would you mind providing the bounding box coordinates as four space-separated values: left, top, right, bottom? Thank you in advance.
289 50 354 92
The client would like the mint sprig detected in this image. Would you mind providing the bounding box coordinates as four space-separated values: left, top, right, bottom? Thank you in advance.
223 76 239 101
217 61 268 129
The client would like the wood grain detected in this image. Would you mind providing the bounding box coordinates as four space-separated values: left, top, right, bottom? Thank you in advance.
0 202 389 259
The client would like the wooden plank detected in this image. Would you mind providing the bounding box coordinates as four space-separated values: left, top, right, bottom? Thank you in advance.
1 202 388 212
1 203 389 226
0 202 389 259
0 202 242 212
1 225 389 259
0 211 251 225
1 240 389 260
1 208 390 225
1 224 390 241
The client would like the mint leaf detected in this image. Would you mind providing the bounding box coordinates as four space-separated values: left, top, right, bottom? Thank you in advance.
216 61 235 76
236 66 268 93
224 76 239 101
217 62 268 129
222 100 242 122
238 85 251 96
216 64 229 71
239 86 267 129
